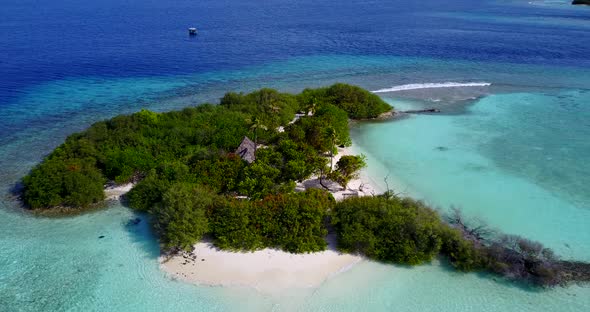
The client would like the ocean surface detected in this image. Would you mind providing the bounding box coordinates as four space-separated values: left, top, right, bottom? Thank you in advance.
1 0 589 311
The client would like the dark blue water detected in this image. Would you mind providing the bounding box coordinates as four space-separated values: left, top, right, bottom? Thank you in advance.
1 0 588 154
2 0 588 104
1 0 590 311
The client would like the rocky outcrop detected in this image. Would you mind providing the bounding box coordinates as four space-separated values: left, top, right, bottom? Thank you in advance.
402 108 441 114
376 110 396 120
573 0 590 5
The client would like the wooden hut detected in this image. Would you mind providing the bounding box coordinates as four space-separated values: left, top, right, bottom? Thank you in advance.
235 136 256 164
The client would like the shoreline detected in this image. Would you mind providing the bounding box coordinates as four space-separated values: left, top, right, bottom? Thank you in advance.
159 236 363 294
97 143 381 293
97 122 387 293
159 144 382 293
294 145 386 200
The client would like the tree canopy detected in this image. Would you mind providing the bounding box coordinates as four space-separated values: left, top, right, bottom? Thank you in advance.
23 84 392 209
298 83 392 119
333 196 445 265
21 83 390 254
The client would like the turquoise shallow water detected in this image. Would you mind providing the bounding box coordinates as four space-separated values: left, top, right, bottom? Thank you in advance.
1 55 589 311
354 90 590 260
0 204 276 311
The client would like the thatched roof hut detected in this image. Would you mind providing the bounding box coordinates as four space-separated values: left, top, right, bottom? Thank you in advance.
235 136 256 164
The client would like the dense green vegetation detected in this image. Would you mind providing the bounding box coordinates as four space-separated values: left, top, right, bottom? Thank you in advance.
209 189 334 253
220 88 299 131
152 183 214 251
333 196 446 265
298 83 392 119
23 104 255 209
23 83 390 210
332 195 483 268
21 83 388 254
23 157 105 209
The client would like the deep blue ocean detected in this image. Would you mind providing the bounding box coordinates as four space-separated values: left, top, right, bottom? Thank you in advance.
1 0 589 311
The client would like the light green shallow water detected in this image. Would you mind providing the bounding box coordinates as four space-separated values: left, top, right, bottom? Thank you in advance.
354 91 590 260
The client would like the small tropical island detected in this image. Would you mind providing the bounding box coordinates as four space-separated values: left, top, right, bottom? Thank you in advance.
572 0 590 5
21 84 590 290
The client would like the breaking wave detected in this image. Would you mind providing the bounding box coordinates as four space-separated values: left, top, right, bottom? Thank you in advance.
371 82 492 93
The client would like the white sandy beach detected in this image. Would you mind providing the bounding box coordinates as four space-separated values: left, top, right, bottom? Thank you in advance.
160 237 362 294
160 145 384 292
103 145 381 293
98 140 384 293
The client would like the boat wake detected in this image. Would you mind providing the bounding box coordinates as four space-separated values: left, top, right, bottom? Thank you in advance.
371 82 492 93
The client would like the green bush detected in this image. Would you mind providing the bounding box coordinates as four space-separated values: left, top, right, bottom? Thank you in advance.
191 154 246 193
333 196 444 265
207 198 265 250
126 171 170 212
324 83 392 119
286 104 350 153
150 183 215 251
23 157 105 209
220 88 299 130
209 189 334 253
440 227 486 271
237 160 281 199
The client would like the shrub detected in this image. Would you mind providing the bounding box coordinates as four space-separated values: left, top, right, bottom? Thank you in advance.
208 189 334 253
333 196 444 265
126 171 170 212
286 104 350 153
151 183 214 251
23 157 105 209
440 227 486 271
324 83 392 119
207 198 265 250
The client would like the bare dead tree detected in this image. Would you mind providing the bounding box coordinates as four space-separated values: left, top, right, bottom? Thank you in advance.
381 174 406 199
384 174 390 193
445 207 495 243
443 209 590 287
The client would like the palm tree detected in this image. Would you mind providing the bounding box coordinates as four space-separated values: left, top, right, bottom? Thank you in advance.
306 97 318 116
248 116 267 156
268 103 281 114
325 127 337 171
259 89 280 113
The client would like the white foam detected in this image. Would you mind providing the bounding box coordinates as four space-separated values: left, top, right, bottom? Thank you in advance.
371 82 492 93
